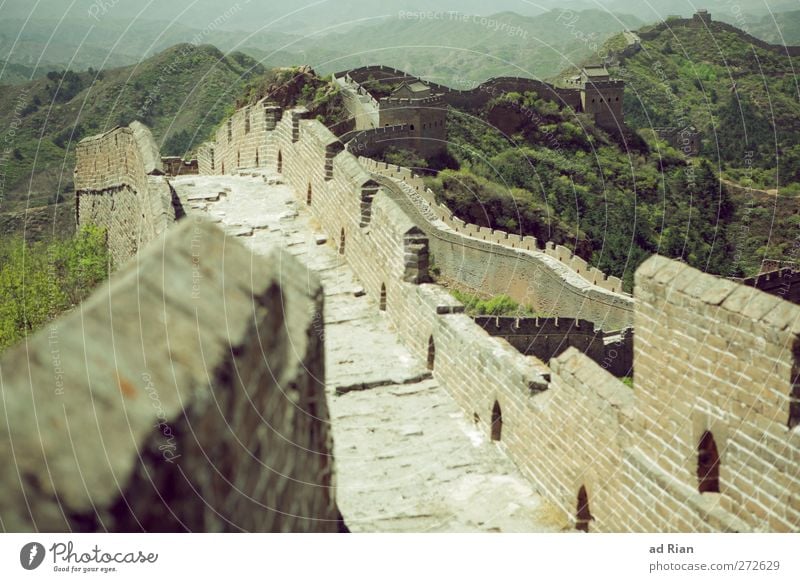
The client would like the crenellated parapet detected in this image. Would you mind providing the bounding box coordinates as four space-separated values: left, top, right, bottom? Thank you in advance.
188 98 800 533
75 121 181 265
0 219 342 532
359 157 628 297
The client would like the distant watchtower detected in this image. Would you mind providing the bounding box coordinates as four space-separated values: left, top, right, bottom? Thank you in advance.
579 65 624 130
378 81 447 157
693 9 712 24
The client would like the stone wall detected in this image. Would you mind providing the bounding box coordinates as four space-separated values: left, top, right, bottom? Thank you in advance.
743 267 800 306
0 219 342 532
196 100 800 532
632 256 800 532
336 66 583 112
75 122 180 265
343 124 415 158
474 316 633 378
360 158 633 330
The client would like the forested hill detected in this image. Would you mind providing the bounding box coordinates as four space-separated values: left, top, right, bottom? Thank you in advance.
0 44 264 234
603 17 800 191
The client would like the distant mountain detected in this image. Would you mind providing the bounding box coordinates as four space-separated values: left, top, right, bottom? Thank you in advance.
0 45 264 220
0 0 547 34
252 9 643 84
0 17 299 73
0 9 642 84
591 16 800 272
732 10 800 45
0 60 47 85
563 0 800 24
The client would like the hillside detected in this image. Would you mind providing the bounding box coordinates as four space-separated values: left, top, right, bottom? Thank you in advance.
408 90 738 291
0 44 264 237
0 60 48 85
601 17 800 271
603 18 800 190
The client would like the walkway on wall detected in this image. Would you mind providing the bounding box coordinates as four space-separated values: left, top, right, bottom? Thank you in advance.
170 170 564 533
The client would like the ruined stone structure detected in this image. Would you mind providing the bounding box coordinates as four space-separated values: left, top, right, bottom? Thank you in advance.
161 155 199 176
335 69 447 157
34 83 800 533
182 99 799 532
475 316 633 379
743 266 800 305
335 64 626 147
0 219 342 532
75 121 183 265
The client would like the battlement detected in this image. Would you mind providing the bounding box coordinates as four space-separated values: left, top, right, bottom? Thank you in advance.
75 122 181 265
379 95 445 107
359 157 628 299
473 315 633 378
67 94 800 532
337 67 622 130
0 219 341 532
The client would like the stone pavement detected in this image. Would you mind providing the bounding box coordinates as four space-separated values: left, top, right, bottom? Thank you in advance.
171 171 565 533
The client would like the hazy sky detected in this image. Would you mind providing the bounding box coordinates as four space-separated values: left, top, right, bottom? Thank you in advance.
0 0 792 34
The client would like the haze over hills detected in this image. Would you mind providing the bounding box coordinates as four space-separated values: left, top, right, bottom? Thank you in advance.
739 9 800 44
3 2 800 85
0 9 643 86
252 10 644 83
0 44 264 232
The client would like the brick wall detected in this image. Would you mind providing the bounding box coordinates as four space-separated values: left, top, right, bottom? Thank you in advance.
75 122 180 265
196 101 800 532
474 316 633 378
0 220 341 532
633 256 800 532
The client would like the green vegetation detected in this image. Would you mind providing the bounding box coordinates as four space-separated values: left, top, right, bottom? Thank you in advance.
0 44 265 225
607 23 800 189
429 90 740 290
621 377 634 389
235 68 351 135
450 290 536 316
584 20 800 274
0 225 110 352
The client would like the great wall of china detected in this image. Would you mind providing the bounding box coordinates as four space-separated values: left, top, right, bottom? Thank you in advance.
2 81 799 532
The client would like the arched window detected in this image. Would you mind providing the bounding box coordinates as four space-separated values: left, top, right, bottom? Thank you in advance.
307 183 312 205
426 335 435 370
697 431 720 493
491 400 502 441
255 149 259 166
576 485 593 532
379 283 387 311
277 150 283 174
339 227 345 255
